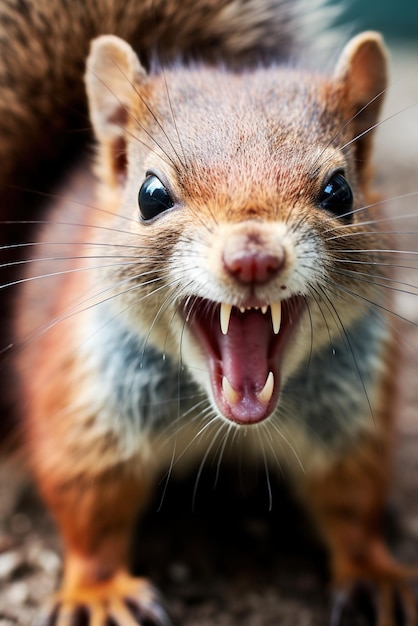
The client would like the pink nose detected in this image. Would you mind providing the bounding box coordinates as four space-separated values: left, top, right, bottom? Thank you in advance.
223 247 283 284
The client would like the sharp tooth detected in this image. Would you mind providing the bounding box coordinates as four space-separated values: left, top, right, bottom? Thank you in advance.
261 305 268 314
240 307 246 313
256 371 274 405
222 376 240 405
270 302 282 334
220 303 232 335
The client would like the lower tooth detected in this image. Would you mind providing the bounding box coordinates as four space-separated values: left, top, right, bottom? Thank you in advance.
256 371 274 405
222 376 240 405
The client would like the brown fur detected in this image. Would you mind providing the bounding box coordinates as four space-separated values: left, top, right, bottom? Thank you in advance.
1 3 415 625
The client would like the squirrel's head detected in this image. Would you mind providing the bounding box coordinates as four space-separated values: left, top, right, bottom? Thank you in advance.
84 33 388 427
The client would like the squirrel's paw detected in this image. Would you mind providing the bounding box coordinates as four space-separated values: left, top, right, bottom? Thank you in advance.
34 572 171 626
330 580 417 626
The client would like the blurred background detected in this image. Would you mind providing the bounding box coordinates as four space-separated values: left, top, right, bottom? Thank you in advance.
336 0 418 39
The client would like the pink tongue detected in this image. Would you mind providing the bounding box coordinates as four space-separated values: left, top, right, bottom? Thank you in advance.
217 311 275 423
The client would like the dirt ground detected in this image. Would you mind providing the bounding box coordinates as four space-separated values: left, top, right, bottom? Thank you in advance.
0 43 417 626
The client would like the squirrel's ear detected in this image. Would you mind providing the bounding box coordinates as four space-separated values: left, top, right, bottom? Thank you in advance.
334 32 388 168
85 35 147 184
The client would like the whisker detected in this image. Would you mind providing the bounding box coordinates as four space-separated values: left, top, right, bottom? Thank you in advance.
0 259 165 292
7 270 177 359
114 60 186 172
255 426 273 511
213 423 235 490
0 252 158 272
330 248 418 256
339 100 418 155
191 420 226 510
138 280 195 364
317 284 376 426
157 397 211 512
90 55 186 173
2 188 139 225
326 230 418 242
322 190 418 230
268 419 306 474
161 67 187 169
331 267 418 297
0 234 167 254
319 276 418 347
310 84 388 175
332 258 418 271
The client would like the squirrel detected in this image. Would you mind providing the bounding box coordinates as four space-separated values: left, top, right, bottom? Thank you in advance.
0 0 416 624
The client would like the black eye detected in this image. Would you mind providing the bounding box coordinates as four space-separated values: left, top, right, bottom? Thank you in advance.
138 175 174 221
318 172 353 221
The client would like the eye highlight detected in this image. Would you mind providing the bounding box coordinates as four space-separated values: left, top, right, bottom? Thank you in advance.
318 172 353 221
138 175 174 221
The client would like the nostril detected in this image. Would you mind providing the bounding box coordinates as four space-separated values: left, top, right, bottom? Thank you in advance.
223 249 284 284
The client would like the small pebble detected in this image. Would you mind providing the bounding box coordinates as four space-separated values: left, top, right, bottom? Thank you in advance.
6 581 29 605
168 561 190 583
0 551 23 579
28 545 61 575
0 618 18 626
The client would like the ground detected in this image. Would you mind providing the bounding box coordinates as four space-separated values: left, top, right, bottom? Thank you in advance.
0 43 417 626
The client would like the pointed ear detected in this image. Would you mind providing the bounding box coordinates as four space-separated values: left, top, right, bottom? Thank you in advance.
85 35 147 184
334 32 388 169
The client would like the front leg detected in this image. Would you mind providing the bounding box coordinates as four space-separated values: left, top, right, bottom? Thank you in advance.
34 461 170 626
301 434 416 626
16 294 173 624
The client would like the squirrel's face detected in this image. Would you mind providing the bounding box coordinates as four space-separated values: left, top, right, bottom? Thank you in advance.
85 34 388 426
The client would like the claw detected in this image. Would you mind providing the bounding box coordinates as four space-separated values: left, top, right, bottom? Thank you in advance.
397 584 418 626
141 602 172 626
329 587 373 626
125 598 172 626
330 581 417 626
35 575 171 626
329 589 350 626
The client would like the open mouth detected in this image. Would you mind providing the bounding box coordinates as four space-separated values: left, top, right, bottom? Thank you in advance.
184 296 305 425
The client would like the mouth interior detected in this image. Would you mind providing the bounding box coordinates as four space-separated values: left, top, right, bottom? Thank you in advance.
186 297 304 425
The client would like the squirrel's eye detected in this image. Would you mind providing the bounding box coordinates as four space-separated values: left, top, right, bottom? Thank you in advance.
318 172 353 221
138 175 174 221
